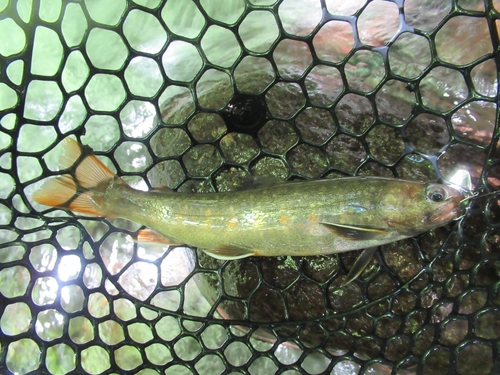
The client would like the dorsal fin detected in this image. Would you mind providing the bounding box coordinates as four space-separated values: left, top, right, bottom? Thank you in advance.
223 175 286 192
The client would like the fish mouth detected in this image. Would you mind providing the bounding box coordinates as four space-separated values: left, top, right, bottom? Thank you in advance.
429 196 466 224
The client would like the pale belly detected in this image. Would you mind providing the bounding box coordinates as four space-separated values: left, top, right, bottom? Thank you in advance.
155 214 404 257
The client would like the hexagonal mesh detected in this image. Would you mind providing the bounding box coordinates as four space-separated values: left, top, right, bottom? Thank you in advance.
0 0 499 374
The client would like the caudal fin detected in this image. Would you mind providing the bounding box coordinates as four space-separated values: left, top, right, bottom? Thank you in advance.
32 138 117 216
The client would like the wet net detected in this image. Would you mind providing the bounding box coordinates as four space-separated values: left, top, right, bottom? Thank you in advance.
0 0 499 374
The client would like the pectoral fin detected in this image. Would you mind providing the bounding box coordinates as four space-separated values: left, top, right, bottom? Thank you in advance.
342 247 378 287
319 220 389 241
204 244 255 260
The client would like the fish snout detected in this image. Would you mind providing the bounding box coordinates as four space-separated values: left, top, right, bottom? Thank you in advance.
428 189 466 224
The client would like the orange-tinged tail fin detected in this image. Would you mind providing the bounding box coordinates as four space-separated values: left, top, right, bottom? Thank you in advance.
32 138 118 217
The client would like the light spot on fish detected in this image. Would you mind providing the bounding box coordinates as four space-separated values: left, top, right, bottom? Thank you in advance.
279 215 289 225
243 212 265 229
344 203 367 213
182 219 201 226
308 215 319 223
227 217 238 228
306 221 331 237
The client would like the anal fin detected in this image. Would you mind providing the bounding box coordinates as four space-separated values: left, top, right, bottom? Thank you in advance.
137 229 181 246
204 244 255 260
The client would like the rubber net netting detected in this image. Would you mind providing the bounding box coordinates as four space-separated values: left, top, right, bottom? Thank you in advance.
0 0 499 374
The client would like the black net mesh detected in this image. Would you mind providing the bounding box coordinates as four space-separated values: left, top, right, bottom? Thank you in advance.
1 0 499 374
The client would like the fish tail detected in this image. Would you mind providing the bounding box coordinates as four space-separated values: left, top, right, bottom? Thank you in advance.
32 138 118 217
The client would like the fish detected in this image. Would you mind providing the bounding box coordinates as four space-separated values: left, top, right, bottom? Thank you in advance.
32 138 466 284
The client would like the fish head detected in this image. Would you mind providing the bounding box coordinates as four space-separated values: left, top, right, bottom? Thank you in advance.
377 181 466 234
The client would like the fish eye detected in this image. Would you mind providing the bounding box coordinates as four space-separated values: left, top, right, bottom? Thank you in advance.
426 186 447 203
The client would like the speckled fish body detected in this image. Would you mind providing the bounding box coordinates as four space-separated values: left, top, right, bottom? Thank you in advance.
104 176 464 258
32 139 465 260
